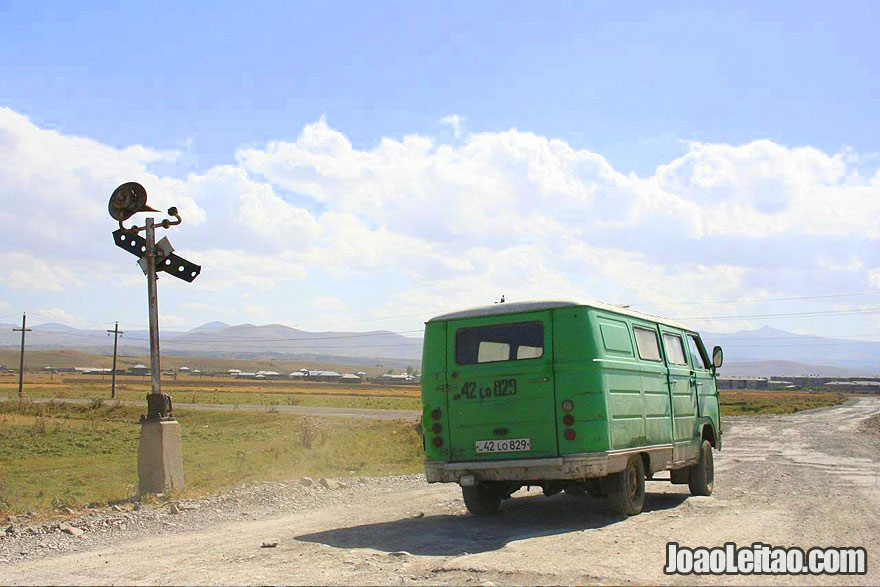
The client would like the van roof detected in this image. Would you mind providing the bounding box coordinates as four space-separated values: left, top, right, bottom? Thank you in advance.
426 299 694 331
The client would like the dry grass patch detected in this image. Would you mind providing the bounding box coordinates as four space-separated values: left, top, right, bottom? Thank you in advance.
0 400 422 516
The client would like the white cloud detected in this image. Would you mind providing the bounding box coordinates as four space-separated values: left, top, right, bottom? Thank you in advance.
440 114 466 138
1 107 878 334
0 253 83 292
34 307 84 326
313 296 347 312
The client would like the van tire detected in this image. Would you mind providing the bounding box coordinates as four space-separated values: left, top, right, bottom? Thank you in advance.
688 440 714 496
462 484 502 515
605 455 645 516
563 484 585 496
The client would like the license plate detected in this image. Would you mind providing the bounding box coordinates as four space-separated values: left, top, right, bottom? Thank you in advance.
475 438 531 453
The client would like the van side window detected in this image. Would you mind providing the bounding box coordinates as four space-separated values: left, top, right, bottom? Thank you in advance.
456 321 544 365
687 334 708 369
633 326 662 362
599 319 634 356
663 333 687 365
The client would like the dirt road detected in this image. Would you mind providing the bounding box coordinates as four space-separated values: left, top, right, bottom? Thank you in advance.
2 397 878 585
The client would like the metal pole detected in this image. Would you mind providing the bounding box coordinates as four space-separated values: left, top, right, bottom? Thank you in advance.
145 218 161 397
107 321 123 399
13 313 30 400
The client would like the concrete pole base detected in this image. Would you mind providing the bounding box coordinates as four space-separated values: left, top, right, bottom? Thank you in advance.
138 419 184 495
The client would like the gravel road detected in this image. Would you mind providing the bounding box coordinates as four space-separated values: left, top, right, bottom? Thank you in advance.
0 395 421 421
1 397 878 585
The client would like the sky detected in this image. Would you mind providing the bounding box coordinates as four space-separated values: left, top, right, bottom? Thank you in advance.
0 1 878 343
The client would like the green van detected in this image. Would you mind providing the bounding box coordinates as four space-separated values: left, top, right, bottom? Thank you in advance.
420 300 723 516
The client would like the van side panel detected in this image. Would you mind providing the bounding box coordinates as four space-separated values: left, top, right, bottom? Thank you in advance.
659 325 700 462
552 307 608 453
634 324 674 448
421 321 449 461
589 311 644 450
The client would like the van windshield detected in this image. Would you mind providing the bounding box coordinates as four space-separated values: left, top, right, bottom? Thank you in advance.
455 321 544 365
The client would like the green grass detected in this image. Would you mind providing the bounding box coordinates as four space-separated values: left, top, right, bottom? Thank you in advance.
0 400 423 516
720 390 844 416
2 384 422 411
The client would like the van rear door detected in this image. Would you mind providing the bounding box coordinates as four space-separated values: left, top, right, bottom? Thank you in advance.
445 312 558 461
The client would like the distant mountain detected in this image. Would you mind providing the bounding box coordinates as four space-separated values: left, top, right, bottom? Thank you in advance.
719 360 865 378
1 321 876 375
182 321 230 334
166 323 422 360
0 320 422 366
31 322 78 331
701 326 879 374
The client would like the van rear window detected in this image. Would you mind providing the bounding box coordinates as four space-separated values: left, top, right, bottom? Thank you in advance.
455 321 544 365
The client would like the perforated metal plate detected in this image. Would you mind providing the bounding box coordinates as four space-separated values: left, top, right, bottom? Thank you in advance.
113 229 201 282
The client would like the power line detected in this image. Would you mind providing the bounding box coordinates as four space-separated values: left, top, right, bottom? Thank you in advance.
636 291 880 306
720 341 870 348
707 332 880 342
687 308 880 321
12 290 880 331
17 326 427 345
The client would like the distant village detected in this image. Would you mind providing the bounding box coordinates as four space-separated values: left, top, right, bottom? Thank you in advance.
717 375 880 393
21 364 421 385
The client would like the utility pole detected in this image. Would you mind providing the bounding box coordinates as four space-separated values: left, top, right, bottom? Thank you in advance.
13 312 31 400
107 321 124 399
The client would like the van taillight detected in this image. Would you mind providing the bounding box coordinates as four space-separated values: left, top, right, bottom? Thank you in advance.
431 423 442 434
563 414 574 426
564 429 576 441
431 408 442 420
433 436 443 448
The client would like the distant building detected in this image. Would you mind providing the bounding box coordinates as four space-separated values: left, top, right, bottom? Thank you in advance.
340 373 362 384
374 373 417 385
129 364 149 376
303 370 342 382
824 380 880 393
715 377 770 390
179 366 191 373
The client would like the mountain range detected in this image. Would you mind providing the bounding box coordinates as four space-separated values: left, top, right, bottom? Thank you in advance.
0 322 877 376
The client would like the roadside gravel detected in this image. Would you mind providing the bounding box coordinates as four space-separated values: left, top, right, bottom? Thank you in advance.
0 474 424 565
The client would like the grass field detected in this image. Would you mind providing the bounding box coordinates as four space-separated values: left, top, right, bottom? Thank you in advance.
0 378 846 416
0 400 423 516
719 390 844 415
0 382 422 411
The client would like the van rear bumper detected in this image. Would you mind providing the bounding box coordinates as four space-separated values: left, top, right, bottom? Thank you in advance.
425 445 676 483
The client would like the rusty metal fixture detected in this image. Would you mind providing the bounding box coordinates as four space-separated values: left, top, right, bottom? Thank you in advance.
146 392 174 421
108 182 157 229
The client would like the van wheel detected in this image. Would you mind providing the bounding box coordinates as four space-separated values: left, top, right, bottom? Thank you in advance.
462 483 502 515
563 483 585 496
605 455 645 516
688 440 714 496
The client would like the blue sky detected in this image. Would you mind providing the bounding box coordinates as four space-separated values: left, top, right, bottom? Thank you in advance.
0 1 878 343
3 1 877 175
